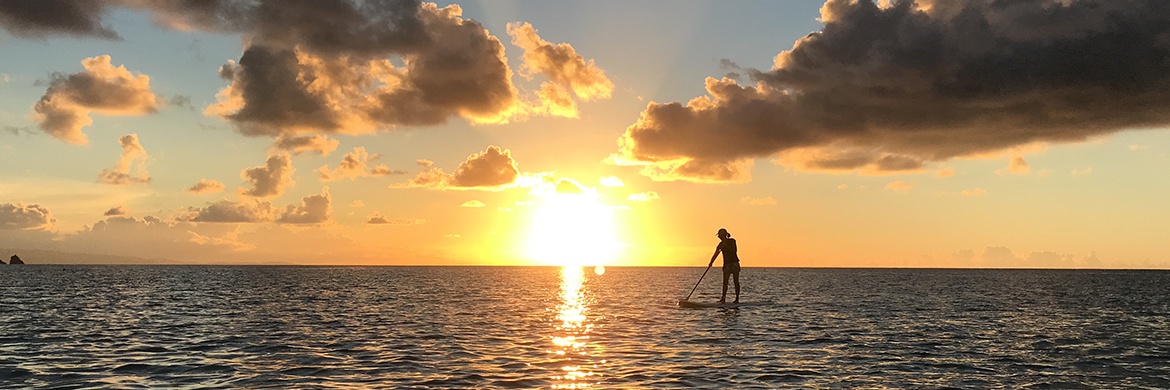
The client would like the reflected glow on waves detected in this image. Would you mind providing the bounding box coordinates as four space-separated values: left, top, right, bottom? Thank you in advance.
549 266 601 389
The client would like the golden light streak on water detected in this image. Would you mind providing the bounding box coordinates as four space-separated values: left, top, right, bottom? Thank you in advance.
549 266 598 389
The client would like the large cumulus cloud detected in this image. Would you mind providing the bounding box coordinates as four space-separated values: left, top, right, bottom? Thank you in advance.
3 1 611 138
615 0 1170 182
32 55 163 145
197 1 531 136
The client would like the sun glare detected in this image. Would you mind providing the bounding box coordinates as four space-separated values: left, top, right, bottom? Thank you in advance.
527 191 620 266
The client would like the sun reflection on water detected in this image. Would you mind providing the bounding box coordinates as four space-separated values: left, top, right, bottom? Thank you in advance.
549 266 600 389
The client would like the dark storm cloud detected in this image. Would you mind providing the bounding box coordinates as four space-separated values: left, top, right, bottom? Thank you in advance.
617 0 1170 182
0 0 117 39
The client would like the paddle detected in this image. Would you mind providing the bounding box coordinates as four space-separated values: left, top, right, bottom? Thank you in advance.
680 263 712 302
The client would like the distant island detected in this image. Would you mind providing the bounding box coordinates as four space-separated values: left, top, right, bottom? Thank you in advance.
8 255 24 264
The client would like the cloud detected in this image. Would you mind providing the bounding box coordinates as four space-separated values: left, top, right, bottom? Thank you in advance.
507 22 614 103
187 230 255 251
837 184 847 189
1070 167 1093 176
0 202 54 230
741 196 776 205
599 176 624 187
201 3 531 137
394 145 521 190
627 191 659 202
614 0 1170 182
366 212 391 224
316 147 404 181
0 0 119 39
276 187 332 224
63 215 258 259
32 56 163 145
104 205 128 216
187 179 225 194
98 133 151 185
416 159 434 168
459 200 486 208
935 168 955 178
169 94 193 109
366 212 424 225
183 185 333 225
952 246 1102 268
5 126 34 136
351 200 364 208
885 181 914 193
961 188 986 196
238 153 295 198
555 179 586 194
997 155 1031 175
270 135 339 156
7 3 614 139
183 198 277 223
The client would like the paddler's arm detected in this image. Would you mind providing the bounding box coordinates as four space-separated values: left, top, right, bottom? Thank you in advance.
709 245 721 267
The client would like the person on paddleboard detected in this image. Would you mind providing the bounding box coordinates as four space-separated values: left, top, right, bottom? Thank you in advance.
709 228 740 303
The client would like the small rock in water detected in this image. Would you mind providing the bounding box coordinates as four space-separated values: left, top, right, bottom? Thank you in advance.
9 255 24 264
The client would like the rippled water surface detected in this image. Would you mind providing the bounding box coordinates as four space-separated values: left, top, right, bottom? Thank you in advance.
2 266 1170 388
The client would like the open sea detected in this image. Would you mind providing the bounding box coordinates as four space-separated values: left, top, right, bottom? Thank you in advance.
1 265 1169 388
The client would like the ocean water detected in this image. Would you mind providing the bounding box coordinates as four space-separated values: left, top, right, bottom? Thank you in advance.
1 266 1169 389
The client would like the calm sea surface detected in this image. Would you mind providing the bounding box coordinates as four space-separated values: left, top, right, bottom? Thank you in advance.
1 266 1169 388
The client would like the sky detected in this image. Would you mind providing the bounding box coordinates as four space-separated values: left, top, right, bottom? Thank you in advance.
1 0 1169 267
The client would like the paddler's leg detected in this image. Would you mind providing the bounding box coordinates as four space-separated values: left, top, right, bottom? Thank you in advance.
732 271 740 303
719 268 729 303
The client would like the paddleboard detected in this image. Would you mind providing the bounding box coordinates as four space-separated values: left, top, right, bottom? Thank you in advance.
677 300 767 308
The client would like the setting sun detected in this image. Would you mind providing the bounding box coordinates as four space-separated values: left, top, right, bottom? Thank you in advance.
527 190 620 267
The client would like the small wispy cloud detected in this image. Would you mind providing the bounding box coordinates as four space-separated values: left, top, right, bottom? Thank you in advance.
740 196 776 205
460 200 486 208
885 181 914 193
627 191 659 202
